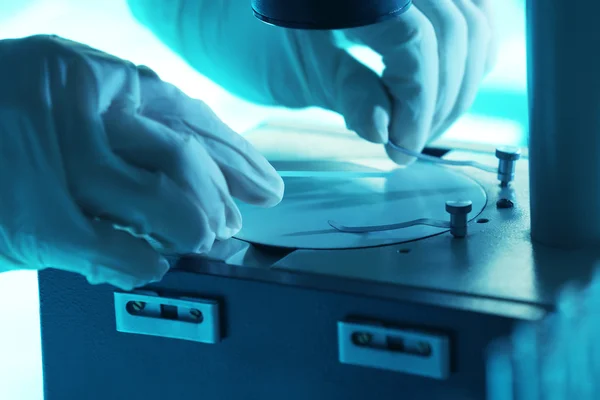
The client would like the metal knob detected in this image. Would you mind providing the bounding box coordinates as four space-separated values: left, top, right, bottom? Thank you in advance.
445 200 473 238
496 146 521 187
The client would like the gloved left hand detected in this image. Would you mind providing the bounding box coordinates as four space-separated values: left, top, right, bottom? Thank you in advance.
128 0 497 164
0 35 283 290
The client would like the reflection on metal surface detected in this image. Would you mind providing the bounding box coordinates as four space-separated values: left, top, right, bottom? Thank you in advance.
329 218 450 233
387 140 498 173
329 200 473 238
235 161 487 249
278 170 393 179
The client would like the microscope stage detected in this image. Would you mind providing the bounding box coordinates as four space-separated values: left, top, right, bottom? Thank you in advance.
234 161 487 249
37 121 600 400
179 121 600 321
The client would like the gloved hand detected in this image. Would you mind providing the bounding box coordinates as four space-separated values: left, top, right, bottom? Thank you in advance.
0 35 283 290
127 0 497 164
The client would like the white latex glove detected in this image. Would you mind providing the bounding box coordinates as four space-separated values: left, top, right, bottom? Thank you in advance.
0 35 283 290
128 0 497 164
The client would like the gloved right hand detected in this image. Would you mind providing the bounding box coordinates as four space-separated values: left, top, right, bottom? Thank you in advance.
128 0 497 165
0 35 283 290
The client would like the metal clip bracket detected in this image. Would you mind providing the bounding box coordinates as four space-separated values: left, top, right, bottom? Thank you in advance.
338 321 450 379
114 291 221 344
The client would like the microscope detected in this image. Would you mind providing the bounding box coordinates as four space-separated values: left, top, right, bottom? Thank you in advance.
37 1 600 399
251 0 600 249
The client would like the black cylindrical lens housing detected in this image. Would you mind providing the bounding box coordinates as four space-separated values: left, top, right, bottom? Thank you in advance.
251 0 412 30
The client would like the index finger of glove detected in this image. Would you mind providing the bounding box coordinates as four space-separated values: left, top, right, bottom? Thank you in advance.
344 7 439 164
138 79 284 208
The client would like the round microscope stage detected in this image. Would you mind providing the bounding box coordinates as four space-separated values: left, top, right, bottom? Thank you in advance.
235 162 487 249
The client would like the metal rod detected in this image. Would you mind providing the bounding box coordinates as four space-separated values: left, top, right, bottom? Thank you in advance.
527 0 600 248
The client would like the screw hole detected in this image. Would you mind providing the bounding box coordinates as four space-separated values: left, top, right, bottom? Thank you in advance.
477 218 490 224
398 248 411 254
126 301 146 315
351 332 372 346
189 309 204 323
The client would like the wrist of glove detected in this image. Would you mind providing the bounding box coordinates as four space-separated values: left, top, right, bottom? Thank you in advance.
128 0 497 164
0 35 283 290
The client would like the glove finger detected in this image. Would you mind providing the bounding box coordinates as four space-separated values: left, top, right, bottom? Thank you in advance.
413 0 468 134
171 115 285 208
294 30 393 144
103 108 242 240
41 216 171 290
33 38 216 255
138 78 284 208
67 121 216 255
1 151 168 289
432 0 492 139
471 0 499 74
344 7 439 164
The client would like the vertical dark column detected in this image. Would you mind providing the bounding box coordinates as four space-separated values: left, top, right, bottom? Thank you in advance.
527 0 600 248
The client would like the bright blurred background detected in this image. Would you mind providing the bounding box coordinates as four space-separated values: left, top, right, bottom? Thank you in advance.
0 1 527 399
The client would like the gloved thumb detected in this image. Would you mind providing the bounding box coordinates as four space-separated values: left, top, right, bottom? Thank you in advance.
44 217 170 290
300 30 392 144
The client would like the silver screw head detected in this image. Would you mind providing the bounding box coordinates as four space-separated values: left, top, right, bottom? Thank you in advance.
495 146 521 161
189 308 204 322
445 200 473 215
